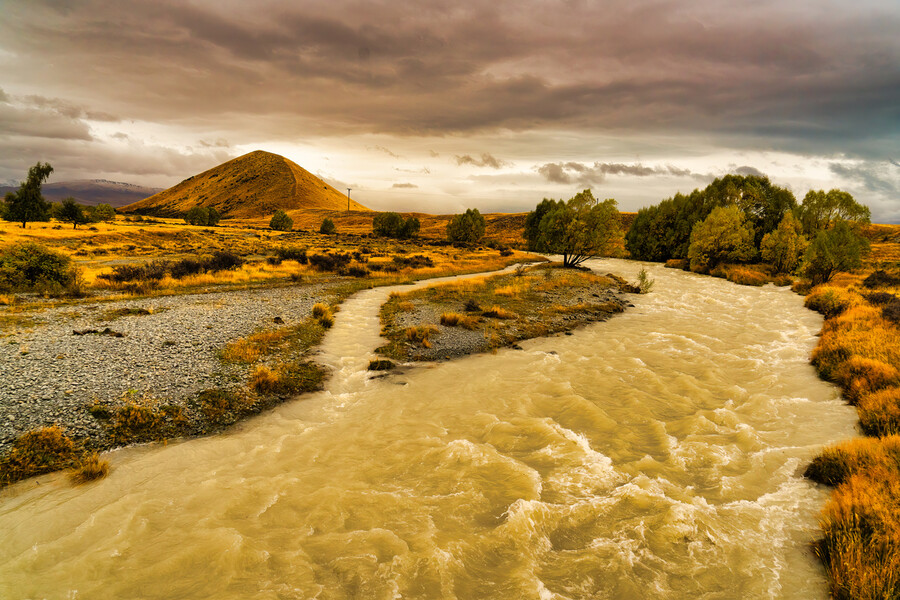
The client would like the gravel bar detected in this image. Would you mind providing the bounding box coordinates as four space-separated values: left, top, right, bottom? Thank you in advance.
0 282 340 453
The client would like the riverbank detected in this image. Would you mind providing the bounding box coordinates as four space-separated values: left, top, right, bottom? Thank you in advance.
375 264 639 364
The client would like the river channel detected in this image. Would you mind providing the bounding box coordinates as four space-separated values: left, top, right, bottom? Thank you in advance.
0 259 858 599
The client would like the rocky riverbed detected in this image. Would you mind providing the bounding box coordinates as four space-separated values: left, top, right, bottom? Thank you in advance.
0 282 341 454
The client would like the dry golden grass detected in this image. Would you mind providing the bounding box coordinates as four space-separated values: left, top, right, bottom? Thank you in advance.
440 312 479 330
482 305 517 319
222 330 290 363
405 325 438 348
250 365 280 394
802 238 900 597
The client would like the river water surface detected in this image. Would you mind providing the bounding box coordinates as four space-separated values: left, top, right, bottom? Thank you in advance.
0 259 858 599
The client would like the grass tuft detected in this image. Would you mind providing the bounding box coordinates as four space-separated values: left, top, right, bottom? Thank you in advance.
0 426 79 486
69 453 110 484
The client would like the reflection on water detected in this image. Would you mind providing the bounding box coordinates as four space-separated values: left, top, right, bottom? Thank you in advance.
0 259 858 599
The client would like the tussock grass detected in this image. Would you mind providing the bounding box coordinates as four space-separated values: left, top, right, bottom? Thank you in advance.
251 362 326 395
223 330 291 363
440 312 479 329
106 397 189 445
482 306 517 319
69 453 110 484
0 426 80 486
405 325 438 347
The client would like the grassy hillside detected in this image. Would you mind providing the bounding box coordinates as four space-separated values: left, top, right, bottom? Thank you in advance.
120 150 369 218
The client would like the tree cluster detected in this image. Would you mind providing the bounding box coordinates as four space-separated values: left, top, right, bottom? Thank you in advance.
184 206 221 226
372 212 420 239
626 173 871 283
53 199 117 229
446 208 485 244
524 190 622 267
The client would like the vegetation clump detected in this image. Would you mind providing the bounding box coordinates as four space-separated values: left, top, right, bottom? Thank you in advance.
446 208 486 244
184 206 221 226
269 209 293 231
2 162 53 228
69 453 110 484
0 242 76 293
319 217 336 235
524 190 622 267
0 426 79 486
373 212 420 239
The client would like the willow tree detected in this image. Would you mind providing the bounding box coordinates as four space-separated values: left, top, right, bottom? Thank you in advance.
526 190 622 267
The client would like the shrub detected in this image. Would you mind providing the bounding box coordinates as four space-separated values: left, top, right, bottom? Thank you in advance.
269 210 293 231
866 292 900 306
309 252 352 272
275 246 308 264
833 356 900 403
463 298 481 312
863 270 900 289
319 218 336 235
665 259 688 270
0 426 79 486
805 286 859 318
636 267 654 293
392 254 434 268
343 265 369 278
883 303 900 325
0 242 75 292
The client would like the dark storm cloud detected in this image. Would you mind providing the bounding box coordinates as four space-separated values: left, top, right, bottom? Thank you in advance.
0 0 896 154
538 162 698 185
455 153 508 169
829 161 899 196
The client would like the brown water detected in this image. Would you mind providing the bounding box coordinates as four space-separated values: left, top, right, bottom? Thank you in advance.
0 259 858 599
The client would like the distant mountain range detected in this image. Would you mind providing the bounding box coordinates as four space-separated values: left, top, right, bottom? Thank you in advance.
120 150 369 218
0 180 163 207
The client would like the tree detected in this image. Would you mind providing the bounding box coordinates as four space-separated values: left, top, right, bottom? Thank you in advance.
57 197 88 229
802 220 869 285
184 206 220 226
3 162 53 228
687 205 755 272
760 211 808 273
524 198 557 251
319 218 336 235
89 203 116 223
798 189 871 235
446 208 486 243
269 210 293 231
373 212 419 239
206 206 221 226
528 190 622 267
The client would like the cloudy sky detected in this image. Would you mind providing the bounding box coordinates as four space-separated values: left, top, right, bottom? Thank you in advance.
1 0 898 219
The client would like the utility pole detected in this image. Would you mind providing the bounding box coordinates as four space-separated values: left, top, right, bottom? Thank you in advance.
347 188 352 212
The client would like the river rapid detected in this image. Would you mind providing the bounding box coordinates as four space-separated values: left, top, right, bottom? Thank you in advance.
0 259 858 599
